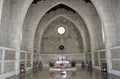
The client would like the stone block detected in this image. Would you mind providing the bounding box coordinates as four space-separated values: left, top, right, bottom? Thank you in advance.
86 54 91 60
27 53 31 59
112 60 120 71
4 62 15 73
95 60 99 66
94 52 99 59
20 52 25 60
27 61 31 67
5 50 15 60
33 54 38 60
111 48 120 58
100 51 106 59
85 54 89 60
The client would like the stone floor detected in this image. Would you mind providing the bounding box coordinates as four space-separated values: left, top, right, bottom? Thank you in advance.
7 68 120 79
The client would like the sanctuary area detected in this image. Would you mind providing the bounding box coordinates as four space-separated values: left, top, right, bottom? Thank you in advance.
0 0 120 79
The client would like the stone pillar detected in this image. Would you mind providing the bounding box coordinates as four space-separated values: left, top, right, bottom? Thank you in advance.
15 50 20 74
31 53 33 69
91 51 95 68
0 0 3 23
91 0 117 73
1 49 5 74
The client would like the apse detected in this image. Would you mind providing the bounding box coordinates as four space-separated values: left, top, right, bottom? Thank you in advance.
1 0 120 78
41 16 83 54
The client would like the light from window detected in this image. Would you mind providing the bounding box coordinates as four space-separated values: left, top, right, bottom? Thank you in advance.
58 27 65 34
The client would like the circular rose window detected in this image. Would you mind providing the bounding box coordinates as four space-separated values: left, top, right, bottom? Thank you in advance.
57 27 65 34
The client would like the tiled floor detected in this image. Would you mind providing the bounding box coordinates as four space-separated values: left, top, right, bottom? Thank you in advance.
7 68 120 79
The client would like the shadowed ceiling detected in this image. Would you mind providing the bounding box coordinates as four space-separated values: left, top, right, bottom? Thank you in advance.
32 0 92 4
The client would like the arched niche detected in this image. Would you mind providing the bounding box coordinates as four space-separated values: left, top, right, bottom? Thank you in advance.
21 0 103 53
41 16 83 54
34 9 90 54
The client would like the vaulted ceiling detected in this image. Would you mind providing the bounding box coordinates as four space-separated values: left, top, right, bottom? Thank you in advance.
32 0 92 4
1 0 120 54
21 0 104 54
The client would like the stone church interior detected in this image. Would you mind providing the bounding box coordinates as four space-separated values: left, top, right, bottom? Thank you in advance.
0 0 120 79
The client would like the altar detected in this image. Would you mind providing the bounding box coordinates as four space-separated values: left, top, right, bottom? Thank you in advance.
55 56 69 67
56 60 69 64
49 56 76 72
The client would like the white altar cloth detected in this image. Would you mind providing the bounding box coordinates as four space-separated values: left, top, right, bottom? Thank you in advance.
56 61 69 64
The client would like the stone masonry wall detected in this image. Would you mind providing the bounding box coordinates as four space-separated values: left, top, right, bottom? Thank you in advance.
41 17 83 54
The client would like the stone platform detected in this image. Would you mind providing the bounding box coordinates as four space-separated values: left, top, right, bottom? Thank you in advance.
49 67 76 71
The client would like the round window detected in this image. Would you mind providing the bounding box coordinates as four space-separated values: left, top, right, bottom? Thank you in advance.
57 27 65 34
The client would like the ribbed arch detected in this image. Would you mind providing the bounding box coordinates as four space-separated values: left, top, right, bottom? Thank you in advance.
40 16 84 54
38 16 84 53
34 9 90 54
22 2 91 52
21 0 103 53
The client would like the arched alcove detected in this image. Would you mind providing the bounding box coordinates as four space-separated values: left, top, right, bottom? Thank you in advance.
41 16 83 54
21 0 103 53
1 0 120 78
34 9 90 54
